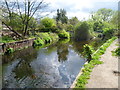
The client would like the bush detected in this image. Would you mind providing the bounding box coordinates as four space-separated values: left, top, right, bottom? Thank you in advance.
74 21 92 41
40 17 56 32
5 48 14 54
58 30 70 39
35 33 52 44
33 32 59 47
112 47 120 56
49 33 59 43
33 38 44 46
102 27 114 39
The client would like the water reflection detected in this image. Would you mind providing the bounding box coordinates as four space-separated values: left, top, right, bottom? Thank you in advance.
2 47 38 64
57 43 69 62
2 39 90 88
13 60 34 80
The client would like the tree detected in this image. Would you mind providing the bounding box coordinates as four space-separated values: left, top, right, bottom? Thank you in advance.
110 11 119 28
1 0 48 38
74 21 92 41
93 21 104 32
69 17 79 25
92 8 114 22
39 17 56 32
56 9 68 24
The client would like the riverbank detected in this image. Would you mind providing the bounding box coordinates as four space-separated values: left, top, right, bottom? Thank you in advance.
0 32 70 54
86 39 119 88
71 37 117 88
0 30 71 54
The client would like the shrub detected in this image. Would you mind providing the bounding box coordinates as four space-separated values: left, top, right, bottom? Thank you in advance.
49 33 59 43
33 38 44 46
40 17 56 32
58 30 70 39
112 47 120 56
83 44 94 62
5 48 14 54
35 33 52 44
74 21 92 41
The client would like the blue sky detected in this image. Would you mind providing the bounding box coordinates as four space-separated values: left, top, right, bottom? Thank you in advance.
43 0 119 20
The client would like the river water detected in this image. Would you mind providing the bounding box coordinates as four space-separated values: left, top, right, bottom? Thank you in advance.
2 39 104 88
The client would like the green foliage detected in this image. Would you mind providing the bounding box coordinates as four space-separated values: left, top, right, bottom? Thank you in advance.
92 8 114 22
74 21 92 41
93 21 104 32
5 48 14 54
112 47 120 56
75 37 116 88
5 13 22 31
49 33 59 43
41 17 56 28
83 44 94 59
66 24 74 32
102 27 114 39
56 9 68 24
4 13 37 35
35 33 52 44
58 38 70 44
110 11 119 28
69 17 79 25
33 32 59 47
33 38 44 46
0 36 15 43
58 30 70 39
40 17 56 32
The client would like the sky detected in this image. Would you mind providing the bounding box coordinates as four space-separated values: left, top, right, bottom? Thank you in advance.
43 0 119 20
2 0 119 20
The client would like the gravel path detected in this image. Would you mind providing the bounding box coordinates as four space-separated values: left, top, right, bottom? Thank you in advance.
86 39 119 88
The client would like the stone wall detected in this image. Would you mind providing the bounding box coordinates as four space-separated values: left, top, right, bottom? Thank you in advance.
0 38 36 53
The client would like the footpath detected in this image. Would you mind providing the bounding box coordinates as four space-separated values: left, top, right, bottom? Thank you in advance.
86 39 119 88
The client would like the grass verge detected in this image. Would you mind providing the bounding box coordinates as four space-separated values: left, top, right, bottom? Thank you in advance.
75 37 117 88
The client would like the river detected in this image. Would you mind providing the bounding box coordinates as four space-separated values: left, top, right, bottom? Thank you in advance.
2 39 105 88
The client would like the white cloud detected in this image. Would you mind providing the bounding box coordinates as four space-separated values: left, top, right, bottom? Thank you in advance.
43 0 119 20
3 0 119 20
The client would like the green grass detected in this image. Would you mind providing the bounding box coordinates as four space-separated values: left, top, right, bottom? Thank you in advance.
75 36 117 88
0 36 15 43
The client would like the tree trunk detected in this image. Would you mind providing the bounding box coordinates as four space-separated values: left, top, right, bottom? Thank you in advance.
2 22 23 39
